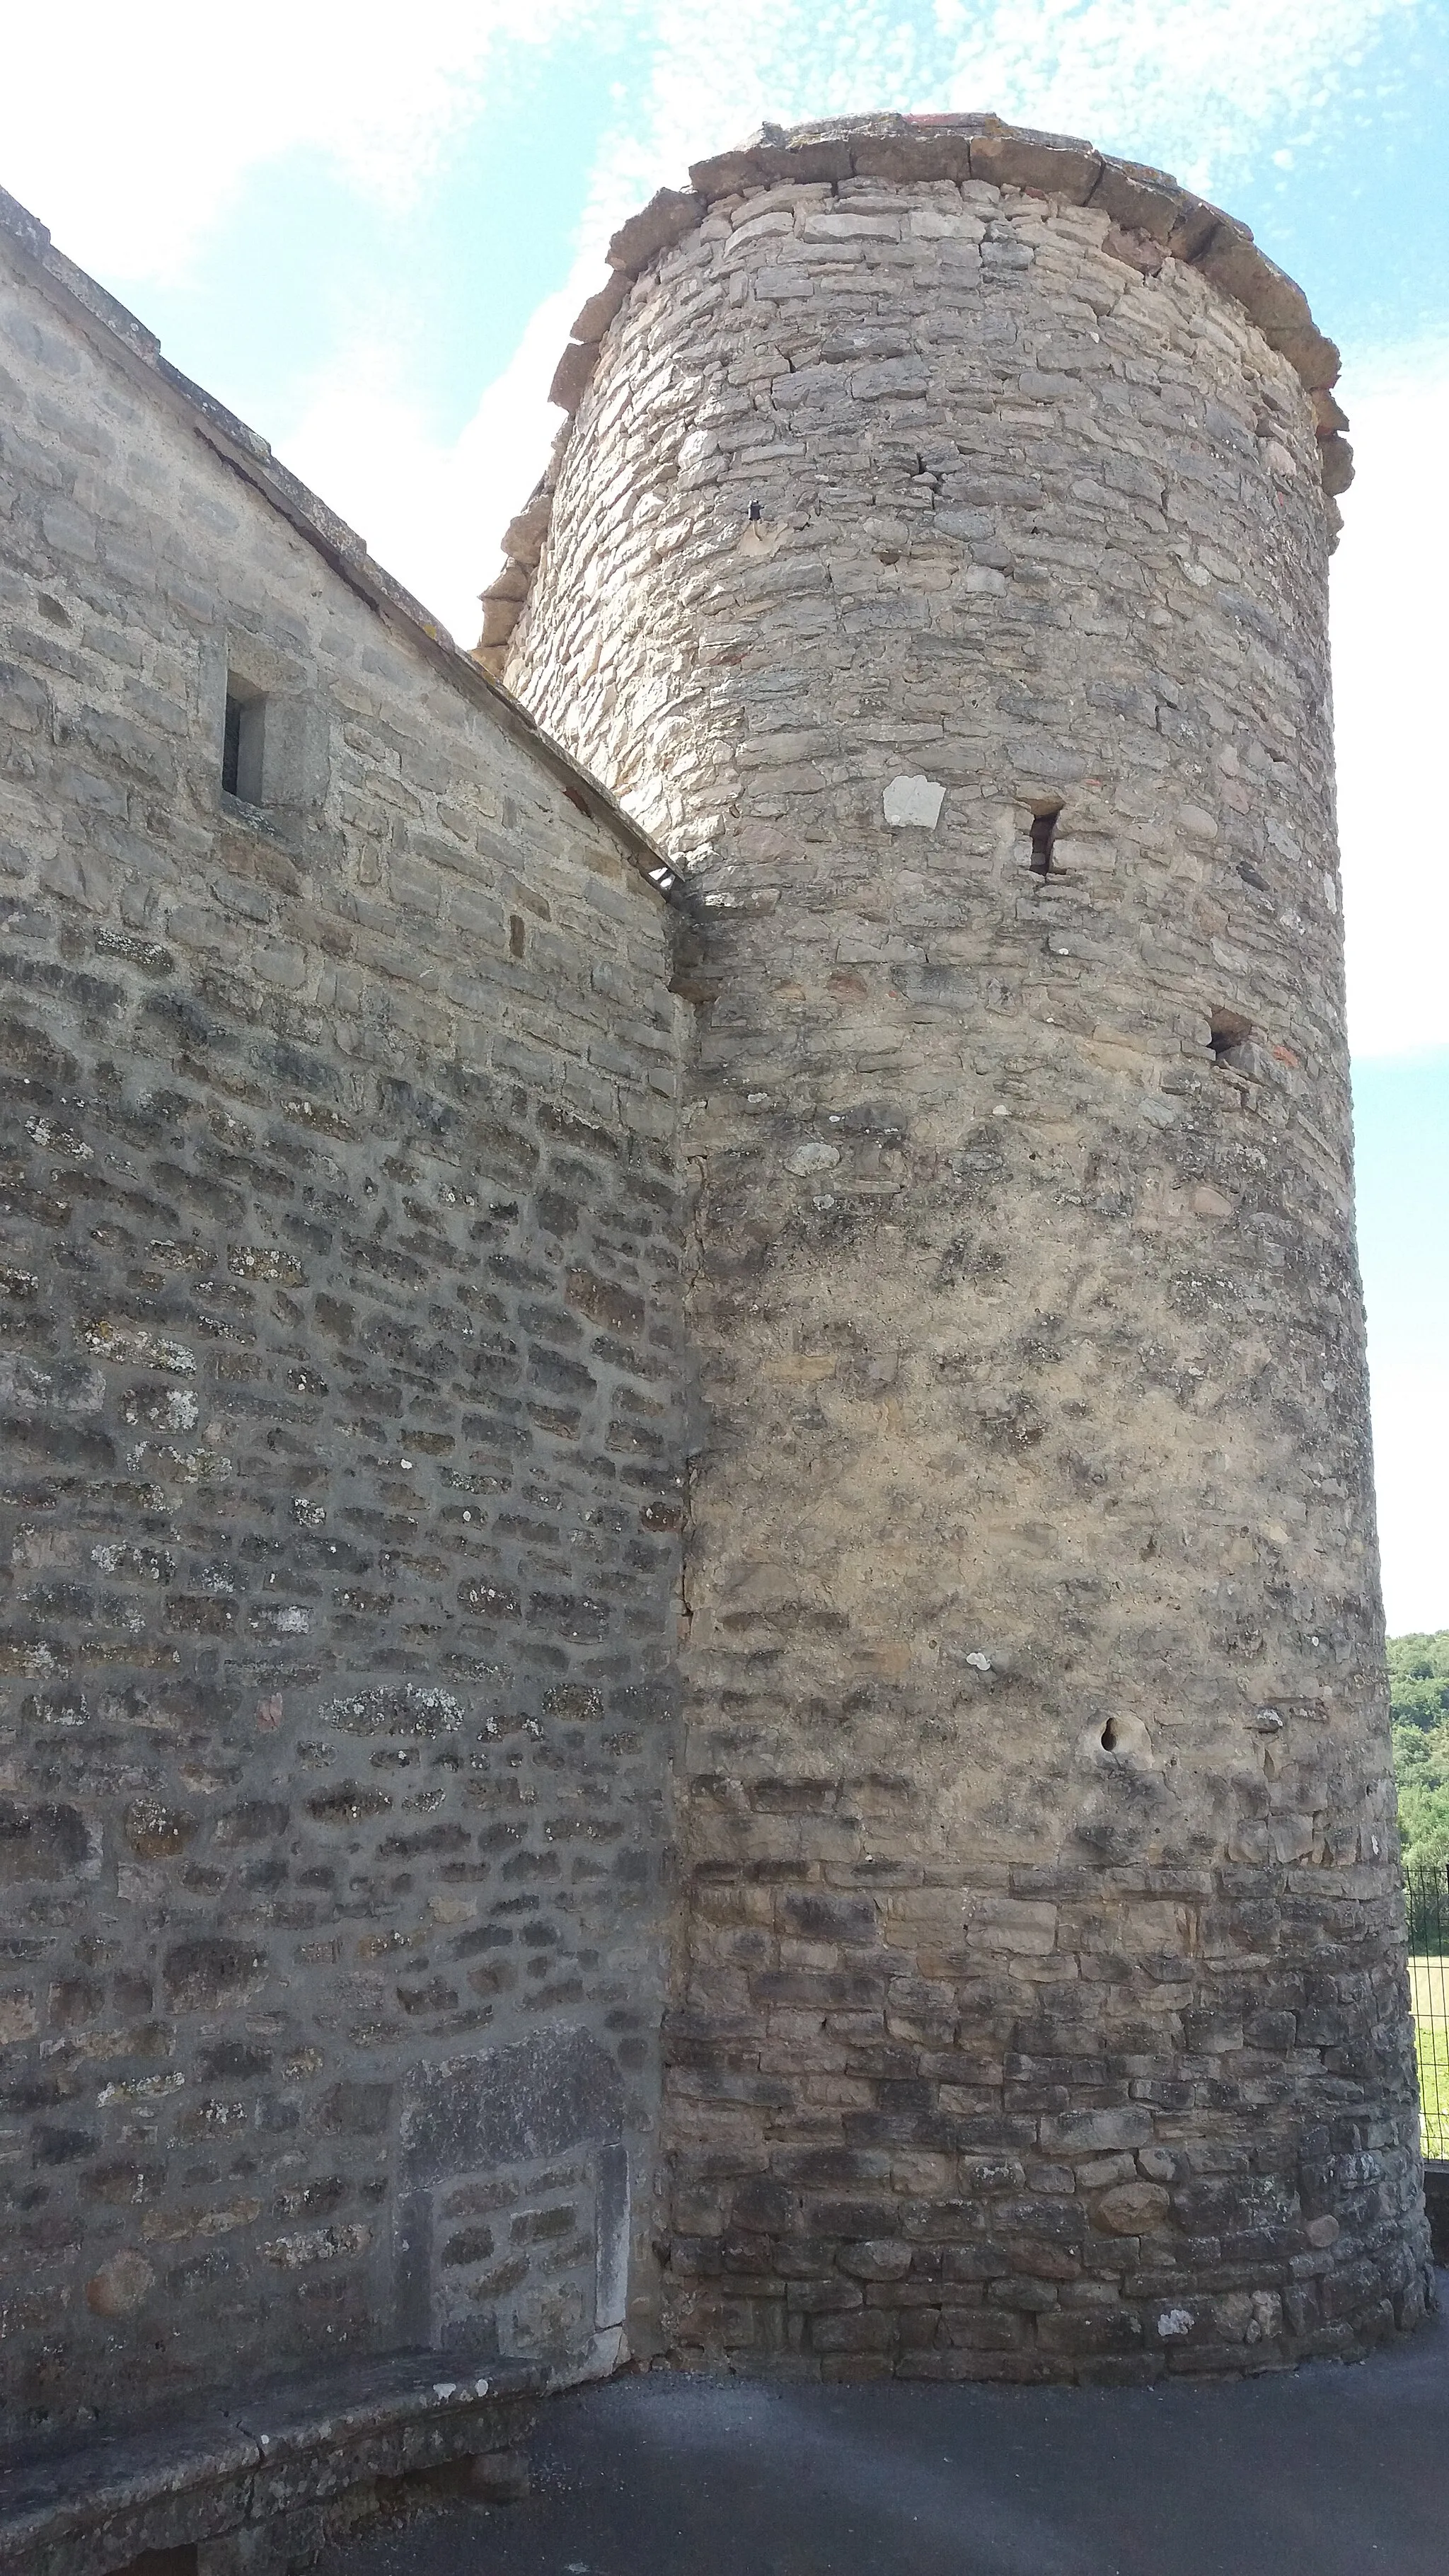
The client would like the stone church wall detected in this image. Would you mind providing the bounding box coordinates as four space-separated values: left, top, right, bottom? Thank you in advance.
0 198 688 2434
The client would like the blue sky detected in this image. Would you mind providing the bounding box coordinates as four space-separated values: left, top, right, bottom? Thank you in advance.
4 0 1444 1629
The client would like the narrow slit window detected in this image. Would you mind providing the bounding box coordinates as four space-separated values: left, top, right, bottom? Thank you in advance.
222 678 265 804
1029 808 1061 876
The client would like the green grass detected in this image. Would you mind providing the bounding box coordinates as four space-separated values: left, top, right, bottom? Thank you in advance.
1409 1955 1449 2159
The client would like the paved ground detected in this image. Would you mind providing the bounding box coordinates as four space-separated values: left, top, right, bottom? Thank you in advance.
327 2299 1449 2576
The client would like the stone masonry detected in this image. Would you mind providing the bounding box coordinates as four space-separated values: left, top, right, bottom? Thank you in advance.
0 186 691 2441
0 98 1433 2483
502 115 1433 2382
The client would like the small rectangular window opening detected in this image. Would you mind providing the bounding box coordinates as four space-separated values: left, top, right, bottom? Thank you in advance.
222 677 265 805
1029 808 1061 877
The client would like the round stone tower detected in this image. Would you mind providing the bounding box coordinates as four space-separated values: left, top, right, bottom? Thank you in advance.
491 113 1431 2381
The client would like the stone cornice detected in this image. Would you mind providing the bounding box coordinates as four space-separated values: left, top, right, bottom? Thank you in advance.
478 112 1351 676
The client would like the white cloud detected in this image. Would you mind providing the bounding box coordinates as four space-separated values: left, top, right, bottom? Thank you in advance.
595 0 1421 214
237 0 1436 654
11 0 1443 910
0 0 581 282
1369 1362 1449 1634
2 0 1419 289
1332 345 1449 1060
272 273 587 642
935 0 1419 187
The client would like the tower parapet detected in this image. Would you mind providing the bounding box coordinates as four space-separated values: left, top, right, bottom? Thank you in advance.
500 112 1430 2381
478 112 1353 683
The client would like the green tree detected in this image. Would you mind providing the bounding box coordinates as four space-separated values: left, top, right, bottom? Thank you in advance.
1391 1632 1449 1876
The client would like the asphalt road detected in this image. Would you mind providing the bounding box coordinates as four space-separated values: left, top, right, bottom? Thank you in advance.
323 2299 1449 2576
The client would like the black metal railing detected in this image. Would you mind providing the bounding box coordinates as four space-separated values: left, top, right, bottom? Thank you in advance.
1405 1861 1449 2161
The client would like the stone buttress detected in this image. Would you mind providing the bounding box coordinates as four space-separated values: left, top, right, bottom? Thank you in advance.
498 114 1432 2381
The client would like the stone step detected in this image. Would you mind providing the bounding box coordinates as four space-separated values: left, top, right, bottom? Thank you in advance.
0 2349 542 2576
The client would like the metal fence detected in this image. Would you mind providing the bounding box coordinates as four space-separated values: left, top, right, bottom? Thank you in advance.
1406 1861 1449 2161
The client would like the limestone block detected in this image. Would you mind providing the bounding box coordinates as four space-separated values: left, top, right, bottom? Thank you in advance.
86 2250 157 2316
883 775 945 828
549 340 601 415
850 126 975 185
1102 225 1165 276
1274 325 1343 394
690 147 770 200
500 489 553 567
1089 157 1193 245
570 272 629 343
1093 2181 1172 2235
746 131 858 186
478 596 522 647
969 126 1102 202
1162 192 1224 262
607 187 705 277
1200 230 1312 340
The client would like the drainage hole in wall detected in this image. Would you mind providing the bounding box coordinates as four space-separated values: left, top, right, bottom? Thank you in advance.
1100 1718 1119 1751
1030 808 1062 876
1208 1009 1254 1063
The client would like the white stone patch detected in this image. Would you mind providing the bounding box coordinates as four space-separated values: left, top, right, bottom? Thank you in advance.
883 775 945 829
1158 2307 1194 2338
25 1115 91 1157
787 1141 841 1175
83 1317 197 1374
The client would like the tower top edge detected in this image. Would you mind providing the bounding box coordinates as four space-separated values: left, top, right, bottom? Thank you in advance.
478 111 1353 678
